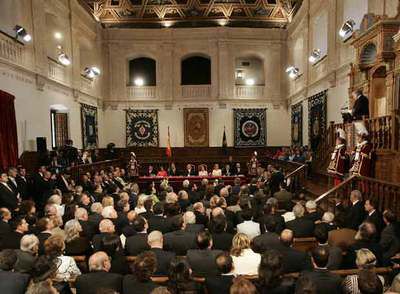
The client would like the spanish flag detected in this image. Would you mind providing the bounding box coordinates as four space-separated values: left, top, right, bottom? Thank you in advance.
166 126 172 158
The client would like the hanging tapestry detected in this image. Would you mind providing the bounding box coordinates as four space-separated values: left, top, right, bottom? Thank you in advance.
308 90 327 151
81 103 98 149
291 102 303 146
126 109 159 147
184 108 209 147
233 108 266 147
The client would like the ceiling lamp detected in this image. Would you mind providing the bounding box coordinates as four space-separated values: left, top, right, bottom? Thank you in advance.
58 52 71 66
134 77 144 86
339 19 356 40
309 49 321 64
83 66 101 79
245 78 255 86
14 25 32 42
286 66 300 80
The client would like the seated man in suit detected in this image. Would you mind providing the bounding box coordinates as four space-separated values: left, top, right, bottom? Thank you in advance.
252 215 281 253
0 208 12 240
163 215 197 255
299 246 342 294
187 231 222 277
314 225 342 270
183 211 204 233
0 249 30 294
210 215 234 251
14 234 39 274
75 251 123 294
285 204 315 238
205 252 235 294
75 207 97 240
1 216 29 250
275 229 312 274
304 200 322 223
92 219 118 252
125 216 150 255
273 182 293 211
364 198 384 235
380 209 400 261
147 230 175 275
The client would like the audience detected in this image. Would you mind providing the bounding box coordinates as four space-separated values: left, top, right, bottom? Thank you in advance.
230 233 261 276
0 249 30 294
205 252 235 294
123 251 158 293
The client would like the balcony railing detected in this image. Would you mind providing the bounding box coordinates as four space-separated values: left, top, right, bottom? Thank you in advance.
0 32 23 65
48 57 66 83
181 85 211 98
81 76 93 92
235 86 264 99
127 86 157 99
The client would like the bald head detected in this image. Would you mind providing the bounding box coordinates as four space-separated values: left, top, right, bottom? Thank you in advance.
88 251 111 272
280 229 294 246
147 230 163 248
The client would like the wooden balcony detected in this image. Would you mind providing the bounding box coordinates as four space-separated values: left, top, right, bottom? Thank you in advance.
235 85 264 99
127 86 156 99
181 85 211 98
0 31 24 65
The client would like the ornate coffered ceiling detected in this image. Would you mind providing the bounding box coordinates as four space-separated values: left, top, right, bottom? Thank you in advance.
78 0 302 28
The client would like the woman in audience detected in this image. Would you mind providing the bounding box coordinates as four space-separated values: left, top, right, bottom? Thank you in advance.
47 195 64 217
14 234 39 274
122 251 158 293
211 163 222 177
64 219 92 256
168 258 202 294
342 248 384 294
157 166 168 177
101 234 129 275
135 194 149 214
198 164 208 177
44 235 81 293
102 196 114 208
230 233 261 276
256 250 295 294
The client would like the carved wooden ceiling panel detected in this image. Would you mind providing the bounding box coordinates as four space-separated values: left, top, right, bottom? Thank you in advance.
78 0 302 28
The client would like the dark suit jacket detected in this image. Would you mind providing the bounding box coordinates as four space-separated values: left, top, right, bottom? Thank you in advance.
318 244 342 270
123 275 158 294
88 213 103 230
300 269 342 294
150 248 176 275
163 230 197 255
185 224 204 233
205 275 234 294
15 175 29 199
0 183 18 210
0 270 30 294
110 251 130 275
92 233 117 252
125 233 150 255
346 201 365 230
260 214 285 234
65 237 92 256
380 223 400 260
304 211 323 223
285 217 315 238
275 243 312 274
147 215 168 234
212 232 234 251
37 232 51 255
252 232 281 253
366 210 384 234
1 231 24 250
79 220 97 240
352 95 369 120
75 271 123 294
0 220 11 238
187 249 223 277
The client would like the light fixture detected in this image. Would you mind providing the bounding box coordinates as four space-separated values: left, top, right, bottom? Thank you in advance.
339 19 356 39
309 49 321 64
54 32 62 40
134 77 144 86
83 66 101 79
163 21 173 28
245 78 255 86
286 66 300 80
217 19 228 26
58 53 71 66
236 70 244 79
14 25 32 42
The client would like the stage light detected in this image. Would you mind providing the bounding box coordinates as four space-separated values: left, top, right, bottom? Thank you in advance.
83 66 101 79
54 32 62 40
163 21 173 28
134 77 144 86
14 25 32 42
236 70 244 79
286 66 300 79
218 19 228 26
339 19 356 40
58 53 71 66
245 78 255 86
309 49 321 64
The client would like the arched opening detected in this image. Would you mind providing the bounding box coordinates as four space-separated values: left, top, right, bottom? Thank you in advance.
371 66 387 117
50 104 69 149
360 43 377 67
181 55 211 85
128 57 156 86
235 56 265 86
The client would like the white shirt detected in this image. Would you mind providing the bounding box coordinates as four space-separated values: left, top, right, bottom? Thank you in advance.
231 248 261 276
211 169 222 177
237 220 260 240
283 211 295 223
55 255 81 281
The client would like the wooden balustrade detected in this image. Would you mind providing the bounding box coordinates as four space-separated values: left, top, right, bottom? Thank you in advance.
0 31 24 65
315 175 400 215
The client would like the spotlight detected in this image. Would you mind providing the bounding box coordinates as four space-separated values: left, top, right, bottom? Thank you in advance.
217 19 228 26
309 49 321 64
245 78 255 86
83 66 101 79
14 25 32 42
163 21 173 28
339 19 356 40
134 78 144 86
54 32 62 40
286 66 300 80
58 53 71 66
236 70 244 79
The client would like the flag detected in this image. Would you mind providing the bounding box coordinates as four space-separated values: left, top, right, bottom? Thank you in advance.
166 126 172 158
222 126 227 153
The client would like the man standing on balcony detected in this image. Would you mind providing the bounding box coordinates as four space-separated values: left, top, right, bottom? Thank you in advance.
351 89 369 120
350 123 372 178
327 129 349 186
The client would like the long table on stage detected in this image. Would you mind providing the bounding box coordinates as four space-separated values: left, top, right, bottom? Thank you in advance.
137 175 247 190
